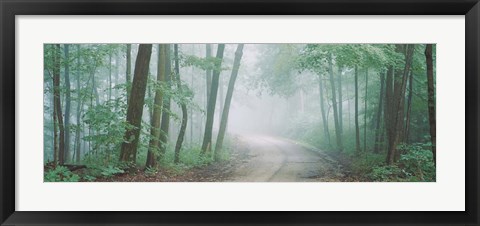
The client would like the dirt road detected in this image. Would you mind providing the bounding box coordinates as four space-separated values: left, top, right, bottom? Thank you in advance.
229 135 344 182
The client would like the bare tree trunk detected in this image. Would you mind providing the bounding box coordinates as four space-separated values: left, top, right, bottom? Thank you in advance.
425 44 436 165
386 44 415 165
173 44 189 164
108 51 112 100
347 74 351 131
385 65 394 162
205 44 212 110
126 44 132 104
190 46 195 145
374 71 386 153
53 44 66 165
64 44 71 162
53 92 58 164
218 73 224 122
404 70 413 143
354 65 361 154
327 53 342 151
119 44 153 162
74 45 82 163
337 66 343 138
146 44 166 168
215 44 244 160
115 50 119 99
364 68 368 152
318 74 331 147
159 45 172 158
201 44 225 154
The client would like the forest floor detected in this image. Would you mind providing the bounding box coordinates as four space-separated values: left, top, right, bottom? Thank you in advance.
92 135 348 182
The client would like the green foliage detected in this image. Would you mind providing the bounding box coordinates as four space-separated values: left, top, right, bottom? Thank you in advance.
83 175 97 182
82 98 130 158
44 166 81 182
182 54 222 71
144 166 158 177
100 165 125 178
365 143 435 182
82 159 130 179
369 165 403 181
159 145 214 173
298 44 398 74
398 143 436 181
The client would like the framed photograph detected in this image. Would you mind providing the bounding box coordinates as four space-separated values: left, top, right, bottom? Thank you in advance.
1 0 478 225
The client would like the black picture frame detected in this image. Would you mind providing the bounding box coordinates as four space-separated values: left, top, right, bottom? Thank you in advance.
1 0 478 225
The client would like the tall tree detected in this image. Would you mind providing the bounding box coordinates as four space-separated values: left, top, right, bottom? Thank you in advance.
173 44 189 164
63 44 72 162
318 74 331 147
337 66 343 137
126 44 132 104
374 71 386 153
201 44 225 154
115 50 119 98
404 70 413 143
364 68 369 152
354 65 361 154
53 88 58 164
327 52 343 151
108 51 112 100
53 44 66 165
205 44 213 110
119 44 152 162
159 45 172 158
386 44 415 164
425 44 436 165
146 44 166 168
74 45 82 163
215 44 244 160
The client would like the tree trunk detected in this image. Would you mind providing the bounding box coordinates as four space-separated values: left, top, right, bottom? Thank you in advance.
337 66 343 137
218 73 224 122
354 65 361 154
53 44 66 165
146 44 166 168
386 44 415 165
215 44 244 160
190 46 195 144
318 74 331 147
206 44 213 111
347 74 351 131
74 45 82 163
173 44 189 164
425 44 436 165
108 52 112 100
126 44 132 104
53 91 58 164
404 70 413 143
159 45 172 158
115 50 119 98
201 44 225 154
385 65 394 161
327 53 342 151
364 68 368 152
119 44 153 162
64 44 71 162
374 71 386 153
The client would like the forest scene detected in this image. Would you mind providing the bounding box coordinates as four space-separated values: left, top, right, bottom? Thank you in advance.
44 43 436 182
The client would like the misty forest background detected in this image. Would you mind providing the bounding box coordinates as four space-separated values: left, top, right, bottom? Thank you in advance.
44 44 436 182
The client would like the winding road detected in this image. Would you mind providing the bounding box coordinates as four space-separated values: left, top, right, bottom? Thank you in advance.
229 135 344 182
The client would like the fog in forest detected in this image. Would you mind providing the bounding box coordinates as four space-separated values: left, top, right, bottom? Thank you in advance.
44 44 436 182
